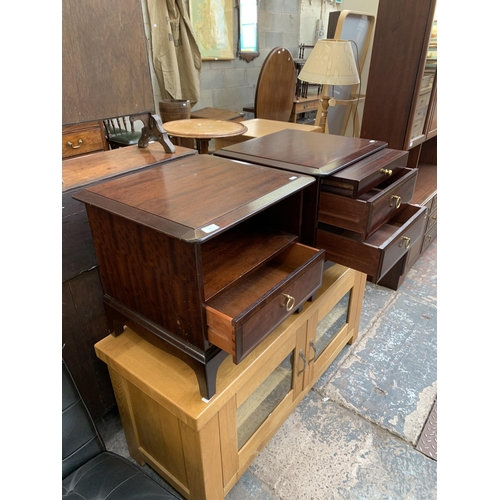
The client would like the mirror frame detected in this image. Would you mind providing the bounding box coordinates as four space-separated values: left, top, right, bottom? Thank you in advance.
237 0 259 63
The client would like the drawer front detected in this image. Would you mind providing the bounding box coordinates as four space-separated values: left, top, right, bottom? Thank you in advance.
411 117 425 139
318 167 418 239
294 101 319 113
62 126 104 158
321 148 409 198
431 193 437 213
377 207 427 280
422 220 437 253
316 204 427 282
367 168 418 234
425 207 437 233
206 244 325 363
416 91 431 109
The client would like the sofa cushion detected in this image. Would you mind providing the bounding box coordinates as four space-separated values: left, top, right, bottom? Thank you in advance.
62 451 178 499
62 360 105 479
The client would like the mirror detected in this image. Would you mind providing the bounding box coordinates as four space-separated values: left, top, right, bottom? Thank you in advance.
237 0 259 62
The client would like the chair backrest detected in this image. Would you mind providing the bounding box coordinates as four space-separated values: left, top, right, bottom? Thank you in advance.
62 359 105 479
103 115 147 147
254 47 296 122
103 116 144 136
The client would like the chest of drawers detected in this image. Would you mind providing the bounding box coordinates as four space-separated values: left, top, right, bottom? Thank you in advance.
215 129 427 284
62 121 107 159
73 153 324 399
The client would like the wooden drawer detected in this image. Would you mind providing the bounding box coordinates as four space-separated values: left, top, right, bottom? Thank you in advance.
411 117 425 139
422 193 437 233
431 193 437 212
62 122 105 158
206 243 325 363
416 89 432 109
316 204 427 282
412 106 428 128
318 167 418 240
293 100 319 114
426 207 437 233
421 219 437 253
320 148 409 198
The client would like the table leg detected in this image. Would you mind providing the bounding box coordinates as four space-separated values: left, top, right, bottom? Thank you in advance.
197 139 210 154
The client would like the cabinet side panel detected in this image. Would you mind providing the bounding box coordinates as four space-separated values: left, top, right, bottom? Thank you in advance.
86 205 206 349
361 0 436 150
127 383 189 487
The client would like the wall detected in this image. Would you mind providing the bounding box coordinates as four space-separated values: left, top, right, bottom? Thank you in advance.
141 0 379 124
142 0 301 116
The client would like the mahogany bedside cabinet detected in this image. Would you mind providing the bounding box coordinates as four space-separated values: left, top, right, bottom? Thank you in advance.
215 129 428 286
74 153 325 400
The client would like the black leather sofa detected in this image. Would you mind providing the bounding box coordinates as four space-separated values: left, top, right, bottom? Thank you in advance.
62 359 180 499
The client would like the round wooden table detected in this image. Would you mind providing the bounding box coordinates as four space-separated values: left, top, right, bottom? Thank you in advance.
162 118 248 154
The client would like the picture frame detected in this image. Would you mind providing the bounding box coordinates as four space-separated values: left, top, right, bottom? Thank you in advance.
189 0 234 60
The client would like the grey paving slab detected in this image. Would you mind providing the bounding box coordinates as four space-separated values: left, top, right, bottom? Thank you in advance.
249 391 437 500
316 242 437 445
226 471 280 500
319 291 437 444
398 241 437 302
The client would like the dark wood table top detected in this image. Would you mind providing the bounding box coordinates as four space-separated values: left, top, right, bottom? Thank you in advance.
215 129 387 177
73 153 315 243
62 142 196 192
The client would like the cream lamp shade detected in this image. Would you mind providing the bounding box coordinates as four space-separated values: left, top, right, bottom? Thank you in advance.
298 39 360 133
298 39 360 86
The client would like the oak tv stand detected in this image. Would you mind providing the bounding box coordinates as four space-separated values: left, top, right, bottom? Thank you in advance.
95 263 366 499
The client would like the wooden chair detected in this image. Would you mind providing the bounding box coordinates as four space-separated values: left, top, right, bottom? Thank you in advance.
103 115 155 149
243 47 296 122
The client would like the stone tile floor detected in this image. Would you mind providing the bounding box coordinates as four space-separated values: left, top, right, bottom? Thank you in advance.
97 239 437 499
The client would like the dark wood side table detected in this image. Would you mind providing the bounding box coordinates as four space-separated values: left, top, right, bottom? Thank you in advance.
215 129 428 286
74 154 324 399
162 118 247 154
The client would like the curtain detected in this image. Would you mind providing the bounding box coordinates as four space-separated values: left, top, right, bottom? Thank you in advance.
146 0 201 105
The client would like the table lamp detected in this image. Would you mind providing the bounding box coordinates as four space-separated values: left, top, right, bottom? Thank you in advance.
298 39 360 133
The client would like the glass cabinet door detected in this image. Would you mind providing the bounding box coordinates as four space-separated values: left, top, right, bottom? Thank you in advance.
409 16 437 146
313 289 351 360
236 350 293 449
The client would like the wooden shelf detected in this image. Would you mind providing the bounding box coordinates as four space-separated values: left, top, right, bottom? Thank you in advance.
202 224 297 301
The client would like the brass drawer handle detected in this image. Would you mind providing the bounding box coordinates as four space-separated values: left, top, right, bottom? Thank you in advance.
67 139 83 149
390 195 402 209
380 168 393 176
399 236 411 249
298 350 307 376
282 293 295 312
